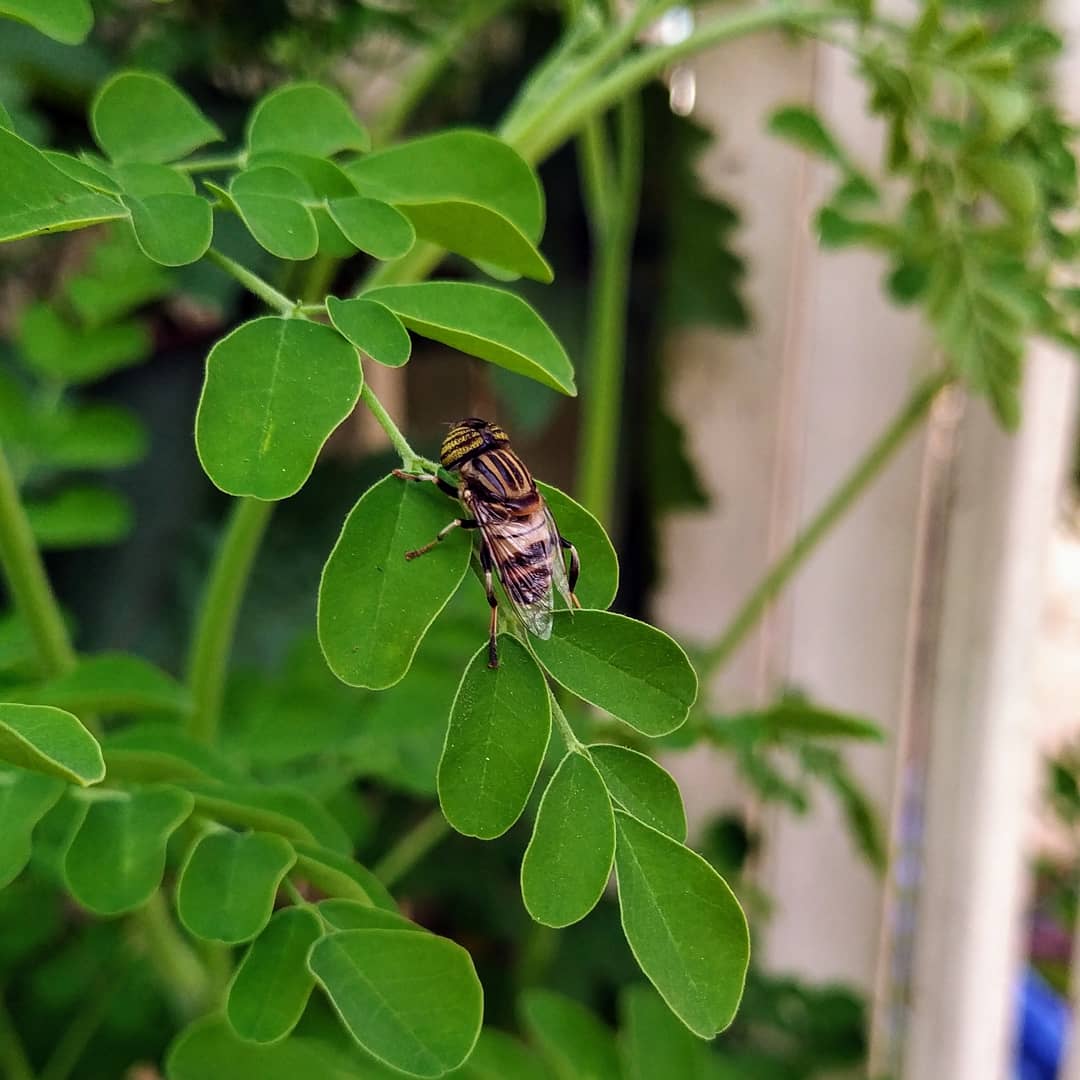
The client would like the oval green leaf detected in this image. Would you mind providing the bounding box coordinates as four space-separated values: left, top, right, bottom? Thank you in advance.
613 811 749 1038
521 751 614 928
0 703 104 786
196 316 363 500
520 988 621 1080
364 282 575 395
227 166 319 261
92 71 222 164
0 128 125 242
318 475 471 690
531 611 697 737
318 899 422 933
536 482 618 610
27 487 133 550
589 744 686 842
123 192 213 266
620 983 710 1080
438 636 550 840
19 301 150 383
247 83 370 157
451 1028 548 1080
104 723 240 785
308 928 483 1077
177 829 296 944
9 652 190 715
326 297 411 368
345 130 543 241
0 0 92 44
227 905 322 1043
294 843 397 911
0 768 63 889
326 196 415 261
63 785 193 914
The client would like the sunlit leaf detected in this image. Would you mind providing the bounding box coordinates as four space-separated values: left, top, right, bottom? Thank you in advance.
326 297 411 368
438 636 550 839
0 767 63 888
325 196 415 261
0 0 93 44
123 191 214 266
0 704 104 786
247 83 370 157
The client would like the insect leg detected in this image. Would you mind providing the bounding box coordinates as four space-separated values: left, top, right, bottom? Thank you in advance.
480 543 499 668
404 518 478 560
392 469 459 499
559 535 583 609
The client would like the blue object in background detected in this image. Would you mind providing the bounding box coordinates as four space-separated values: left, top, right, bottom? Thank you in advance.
1016 968 1070 1080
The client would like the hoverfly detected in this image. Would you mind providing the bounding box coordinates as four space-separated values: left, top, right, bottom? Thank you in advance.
393 417 580 668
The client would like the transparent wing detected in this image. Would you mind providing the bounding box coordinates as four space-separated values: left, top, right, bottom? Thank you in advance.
544 506 574 612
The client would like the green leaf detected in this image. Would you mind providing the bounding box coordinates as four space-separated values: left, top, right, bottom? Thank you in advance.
620 983 711 1080
0 704 104 786
364 282 575 396
325 196 416 261
968 77 1033 140
438 636 550 840
63 785 193 914
520 989 621 1080
39 403 147 469
0 101 12 131
9 652 190 715
186 782 350 854
449 1029 548 1080
521 751 614 928
177 829 296 944
967 156 1041 223
768 106 845 164
27 487 133 550
815 207 895 250
345 131 543 241
224 166 319 262
44 152 121 194
536 482 618 610
247 83 370 157
227 905 322 1043
589 745 686 842
319 900 421 933
294 843 396 911
0 128 125 242
167 1016 363 1080
64 227 171 326
531 612 697 737
613 812 749 1038
326 297 411 368
123 191 213 266
720 695 883 742
18 302 151 384
0 768 64 889
92 71 222 164
0 0 92 43
308 928 483 1077
196 316 362 500
318 476 471 690
104 724 240 784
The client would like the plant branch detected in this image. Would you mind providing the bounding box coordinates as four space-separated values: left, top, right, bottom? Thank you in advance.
550 691 584 752
135 890 209 1020
0 446 77 678
175 152 245 174
0 990 35 1080
204 248 295 315
702 370 953 674
186 497 274 745
374 810 451 888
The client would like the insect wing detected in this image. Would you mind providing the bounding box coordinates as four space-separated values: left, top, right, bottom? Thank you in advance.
474 501 556 639
544 506 575 612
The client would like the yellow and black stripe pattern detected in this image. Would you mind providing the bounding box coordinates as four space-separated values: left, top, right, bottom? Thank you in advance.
440 418 510 470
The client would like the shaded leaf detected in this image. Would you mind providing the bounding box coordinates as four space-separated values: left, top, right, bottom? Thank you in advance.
319 900 422 933
318 476 471 690
223 166 319 262
521 751 614 928
520 989 621 1080
247 83 370 157
0 767 64 889
614 812 749 1038
448 1029 548 1080
196 316 362 500
438 636 550 839
0 703 104 786
620 983 711 1080
177 829 296 944
769 105 845 163
589 745 686 842
38 403 147 470
92 71 222 164
294 843 397 911
365 282 575 395
326 297 411 368
531 612 697 737
227 905 322 1043
308 929 483 1077
123 191 213 266
104 723 240 784
27 487 133 550
536 482 618 610
326 196 415 261
0 0 93 44
63 785 193 914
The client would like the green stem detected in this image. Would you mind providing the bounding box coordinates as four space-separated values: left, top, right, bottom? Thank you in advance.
0 446 76 677
205 248 294 315
0 991 35 1080
702 370 953 674
135 891 208 1020
359 383 438 471
550 692 585 752
39 970 123 1080
575 95 643 528
516 4 846 163
175 152 245 174
186 497 273 745
374 810 451 888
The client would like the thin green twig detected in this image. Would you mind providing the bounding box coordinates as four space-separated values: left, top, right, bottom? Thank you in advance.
375 810 451 888
205 248 295 315
703 370 953 674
